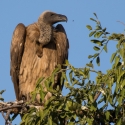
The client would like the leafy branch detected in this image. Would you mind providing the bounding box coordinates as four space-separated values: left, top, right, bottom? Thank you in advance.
1 13 125 125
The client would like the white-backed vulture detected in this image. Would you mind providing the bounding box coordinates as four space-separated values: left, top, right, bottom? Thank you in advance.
10 11 69 103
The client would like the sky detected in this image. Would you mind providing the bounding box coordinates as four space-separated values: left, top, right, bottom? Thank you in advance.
0 1 125 124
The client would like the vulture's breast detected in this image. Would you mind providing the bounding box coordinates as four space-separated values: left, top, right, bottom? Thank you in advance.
19 24 57 99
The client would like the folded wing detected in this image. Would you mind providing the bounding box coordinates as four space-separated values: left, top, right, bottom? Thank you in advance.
10 23 26 100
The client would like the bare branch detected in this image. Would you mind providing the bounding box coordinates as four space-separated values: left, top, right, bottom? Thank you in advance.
1 111 12 125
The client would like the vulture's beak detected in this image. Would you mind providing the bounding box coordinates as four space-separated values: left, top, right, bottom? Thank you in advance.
57 14 68 22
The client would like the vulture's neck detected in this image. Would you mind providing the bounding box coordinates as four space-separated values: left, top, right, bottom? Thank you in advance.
38 22 52 46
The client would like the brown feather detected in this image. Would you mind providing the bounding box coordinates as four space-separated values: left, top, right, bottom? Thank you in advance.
10 17 68 103
10 23 26 100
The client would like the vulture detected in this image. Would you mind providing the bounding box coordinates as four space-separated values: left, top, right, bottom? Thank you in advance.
10 11 69 103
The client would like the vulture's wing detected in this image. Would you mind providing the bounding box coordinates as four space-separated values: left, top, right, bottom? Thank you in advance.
10 23 26 100
53 24 69 89
55 24 69 64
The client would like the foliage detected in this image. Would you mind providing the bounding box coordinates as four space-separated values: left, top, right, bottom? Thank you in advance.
0 90 5 101
1 13 125 125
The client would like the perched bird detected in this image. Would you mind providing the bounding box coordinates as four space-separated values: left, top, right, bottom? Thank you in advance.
10 11 69 103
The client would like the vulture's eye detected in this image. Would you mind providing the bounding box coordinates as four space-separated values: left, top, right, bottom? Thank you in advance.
51 14 54 16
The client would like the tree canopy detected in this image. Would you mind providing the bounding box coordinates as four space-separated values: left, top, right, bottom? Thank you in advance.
1 13 125 125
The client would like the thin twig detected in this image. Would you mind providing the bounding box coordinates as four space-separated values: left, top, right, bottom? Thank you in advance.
1 111 12 125
117 21 125 26
0 105 22 112
94 83 105 101
94 92 102 101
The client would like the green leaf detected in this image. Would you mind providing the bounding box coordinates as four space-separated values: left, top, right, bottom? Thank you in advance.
121 79 125 89
44 80 49 90
0 98 4 101
88 55 93 59
60 74 64 87
97 31 103 38
93 13 98 19
91 40 102 46
65 59 70 66
68 122 75 125
90 103 97 111
117 70 125 84
86 25 92 30
39 110 44 121
119 48 124 58
90 18 97 22
116 118 121 125
96 26 102 30
52 66 61 74
69 70 73 83
40 89 45 101
101 39 107 43
110 52 117 63
89 31 96 37
93 53 99 58
105 32 110 34
10 114 18 122
48 116 52 125
94 31 103 38
120 89 124 97
62 71 68 81
86 63 93 68
114 56 120 67
97 21 101 25
103 45 107 53
102 27 106 32
105 111 110 120
0 90 5 95
89 95 93 102
93 46 100 51
118 97 122 106
96 56 100 66
36 77 44 88
41 109 49 120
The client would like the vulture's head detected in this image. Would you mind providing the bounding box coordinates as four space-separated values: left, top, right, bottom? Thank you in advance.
38 11 68 25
